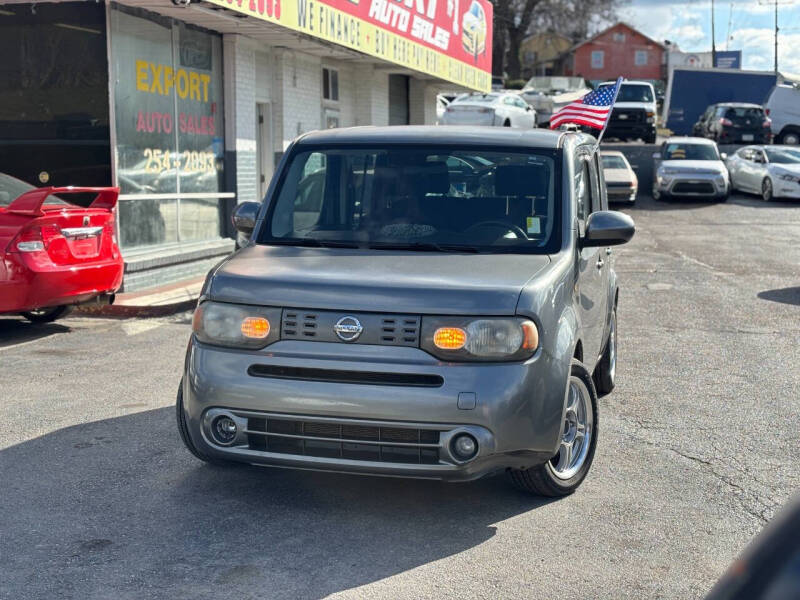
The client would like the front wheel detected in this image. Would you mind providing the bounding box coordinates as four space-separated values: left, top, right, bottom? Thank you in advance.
509 359 599 497
503 119 511 127
645 131 657 144
762 177 774 202
21 305 72 323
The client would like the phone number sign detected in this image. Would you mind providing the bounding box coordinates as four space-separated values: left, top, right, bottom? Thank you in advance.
205 0 492 92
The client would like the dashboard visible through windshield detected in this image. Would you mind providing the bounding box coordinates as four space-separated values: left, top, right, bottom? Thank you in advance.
260 146 561 253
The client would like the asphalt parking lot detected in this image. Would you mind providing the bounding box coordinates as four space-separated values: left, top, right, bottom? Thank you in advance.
1 191 799 599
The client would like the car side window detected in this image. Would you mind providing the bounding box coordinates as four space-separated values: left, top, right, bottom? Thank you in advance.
593 153 608 211
587 156 602 214
574 155 591 226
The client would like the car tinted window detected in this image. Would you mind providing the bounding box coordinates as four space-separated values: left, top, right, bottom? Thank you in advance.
663 143 719 161
0 172 65 207
574 158 590 223
764 148 800 164
263 146 560 254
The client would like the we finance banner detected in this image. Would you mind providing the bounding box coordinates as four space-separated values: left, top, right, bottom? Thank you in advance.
205 0 492 92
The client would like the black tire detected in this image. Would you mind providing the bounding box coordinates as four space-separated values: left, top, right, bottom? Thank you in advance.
645 131 657 144
717 188 730 202
653 187 670 202
509 359 599 497
176 382 233 465
762 177 774 202
777 130 800 146
503 119 511 127
593 308 617 396
21 305 72 323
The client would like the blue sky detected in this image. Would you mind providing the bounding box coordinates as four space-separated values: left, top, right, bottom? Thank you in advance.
618 0 800 78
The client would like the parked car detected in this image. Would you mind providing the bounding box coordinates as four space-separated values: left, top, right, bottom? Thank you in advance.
765 83 800 145
436 94 450 123
601 151 638 203
691 102 772 144
652 137 730 201
519 76 591 127
726 145 800 201
460 0 487 62
0 173 123 322
177 126 635 497
597 80 658 143
440 92 537 128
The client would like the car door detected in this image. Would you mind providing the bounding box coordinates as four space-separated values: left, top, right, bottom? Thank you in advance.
574 149 608 365
514 96 535 128
751 149 769 189
502 96 518 126
727 148 746 190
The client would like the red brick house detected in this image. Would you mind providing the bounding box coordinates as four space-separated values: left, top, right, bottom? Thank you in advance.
572 23 666 85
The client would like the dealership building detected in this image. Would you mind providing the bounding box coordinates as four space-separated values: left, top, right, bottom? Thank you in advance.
0 0 492 290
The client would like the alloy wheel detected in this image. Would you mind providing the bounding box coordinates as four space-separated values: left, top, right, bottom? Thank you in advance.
762 178 773 202
550 377 594 480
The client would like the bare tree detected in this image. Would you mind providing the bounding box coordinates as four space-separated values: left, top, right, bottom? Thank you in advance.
490 0 622 79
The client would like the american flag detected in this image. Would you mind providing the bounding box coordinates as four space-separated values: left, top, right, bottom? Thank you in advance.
549 77 623 132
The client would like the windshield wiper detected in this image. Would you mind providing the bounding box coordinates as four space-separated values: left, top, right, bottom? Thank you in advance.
368 242 480 253
266 238 361 249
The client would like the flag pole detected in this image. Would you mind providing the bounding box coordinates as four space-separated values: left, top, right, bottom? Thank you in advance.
594 77 624 148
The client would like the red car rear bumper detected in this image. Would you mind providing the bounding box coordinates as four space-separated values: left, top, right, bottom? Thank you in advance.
0 252 124 314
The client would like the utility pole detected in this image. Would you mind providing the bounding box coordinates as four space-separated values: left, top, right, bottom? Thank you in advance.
711 0 717 67
774 0 779 74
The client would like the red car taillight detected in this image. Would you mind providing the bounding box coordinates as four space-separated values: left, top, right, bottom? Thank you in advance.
14 224 61 252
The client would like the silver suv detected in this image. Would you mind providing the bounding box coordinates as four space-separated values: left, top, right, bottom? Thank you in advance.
177 126 635 496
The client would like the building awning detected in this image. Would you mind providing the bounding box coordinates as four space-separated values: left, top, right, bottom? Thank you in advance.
115 0 492 91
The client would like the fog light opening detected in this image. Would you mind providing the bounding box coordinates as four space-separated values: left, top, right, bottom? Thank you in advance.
451 433 478 461
211 415 238 446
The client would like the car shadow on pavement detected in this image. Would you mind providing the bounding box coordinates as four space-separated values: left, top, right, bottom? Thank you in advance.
757 287 800 306
1 408 556 599
0 317 70 349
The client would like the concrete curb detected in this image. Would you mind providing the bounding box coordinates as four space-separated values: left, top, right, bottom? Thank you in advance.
74 298 198 319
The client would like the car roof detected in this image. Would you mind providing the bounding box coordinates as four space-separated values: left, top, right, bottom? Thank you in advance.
599 80 652 86
295 125 583 149
712 102 763 108
664 136 717 145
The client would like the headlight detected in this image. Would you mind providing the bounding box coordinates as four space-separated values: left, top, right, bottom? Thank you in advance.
421 317 538 361
193 301 281 349
714 175 726 186
778 173 800 183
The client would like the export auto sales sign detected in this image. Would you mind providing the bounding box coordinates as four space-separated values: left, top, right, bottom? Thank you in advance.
205 0 492 92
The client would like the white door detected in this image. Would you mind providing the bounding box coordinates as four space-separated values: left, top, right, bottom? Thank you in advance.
256 103 273 199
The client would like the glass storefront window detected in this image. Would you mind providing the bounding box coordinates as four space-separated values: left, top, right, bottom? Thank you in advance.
110 5 225 249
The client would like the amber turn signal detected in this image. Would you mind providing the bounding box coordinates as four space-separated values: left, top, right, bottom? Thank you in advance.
521 320 539 351
241 316 271 339
433 327 467 350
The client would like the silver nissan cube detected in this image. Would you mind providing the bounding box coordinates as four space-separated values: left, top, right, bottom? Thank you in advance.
178 126 635 496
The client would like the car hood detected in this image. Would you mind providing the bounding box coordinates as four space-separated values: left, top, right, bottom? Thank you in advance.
771 164 800 176
604 168 636 183
207 245 551 315
659 160 726 174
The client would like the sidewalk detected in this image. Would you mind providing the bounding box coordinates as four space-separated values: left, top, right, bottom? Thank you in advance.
76 276 204 318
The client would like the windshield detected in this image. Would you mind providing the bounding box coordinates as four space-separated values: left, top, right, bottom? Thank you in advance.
0 172 65 207
662 143 720 161
601 155 628 169
261 146 560 253
765 148 800 164
601 83 654 103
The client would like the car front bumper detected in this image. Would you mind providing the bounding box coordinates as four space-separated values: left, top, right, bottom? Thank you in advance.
181 338 567 481
655 172 728 198
603 122 656 140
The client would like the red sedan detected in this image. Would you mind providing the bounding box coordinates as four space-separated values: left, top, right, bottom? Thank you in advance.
0 173 124 322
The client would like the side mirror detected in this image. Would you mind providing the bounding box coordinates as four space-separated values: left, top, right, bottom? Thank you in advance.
582 210 635 247
232 201 260 237
720 152 728 160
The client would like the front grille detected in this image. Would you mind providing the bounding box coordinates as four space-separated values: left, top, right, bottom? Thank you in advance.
243 413 442 464
672 181 715 194
606 181 633 188
610 108 644 123
248 364 443 387
281 309 421 347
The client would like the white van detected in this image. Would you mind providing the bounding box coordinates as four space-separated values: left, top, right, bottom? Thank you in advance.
597 80 658 143
765 84 800 145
